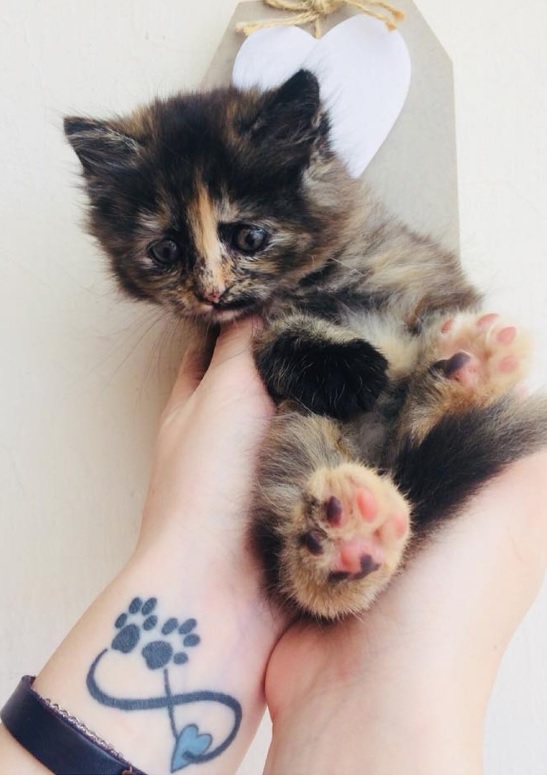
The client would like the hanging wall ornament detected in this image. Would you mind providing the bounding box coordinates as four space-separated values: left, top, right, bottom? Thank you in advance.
236 0 406 38
203 0 461 252
233 15 411 178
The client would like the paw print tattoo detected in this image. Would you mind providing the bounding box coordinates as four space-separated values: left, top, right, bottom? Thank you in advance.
111 597 200 669
86 596 241 772
111 596 158 653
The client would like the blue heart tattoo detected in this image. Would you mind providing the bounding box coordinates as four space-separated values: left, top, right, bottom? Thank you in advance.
172 724 212 770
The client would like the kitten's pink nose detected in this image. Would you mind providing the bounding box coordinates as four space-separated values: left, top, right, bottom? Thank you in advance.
198 287 225 304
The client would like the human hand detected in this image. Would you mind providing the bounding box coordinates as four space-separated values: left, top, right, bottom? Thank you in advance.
12 319 281 775
263 450 547 775
137 318 275 572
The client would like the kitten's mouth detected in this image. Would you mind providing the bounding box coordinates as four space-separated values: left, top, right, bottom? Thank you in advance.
195 296 259 322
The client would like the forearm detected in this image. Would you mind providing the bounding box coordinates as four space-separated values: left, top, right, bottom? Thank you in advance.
264 642 484 775
0 322 278 774
1 534 279 775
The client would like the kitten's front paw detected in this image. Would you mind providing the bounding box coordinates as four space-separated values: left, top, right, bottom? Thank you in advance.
257 334 388 421
285 463 410 619
433 312 531 396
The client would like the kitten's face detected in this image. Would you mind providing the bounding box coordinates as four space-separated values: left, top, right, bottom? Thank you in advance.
65 71 354 322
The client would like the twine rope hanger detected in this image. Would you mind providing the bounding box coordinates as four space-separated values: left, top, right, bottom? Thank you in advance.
237 0 405 38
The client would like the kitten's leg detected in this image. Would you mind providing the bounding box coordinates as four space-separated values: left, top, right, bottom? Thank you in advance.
393 312 547 535
395 394 547 536
400 311 532 445
254 409 410 619
254 313 388 421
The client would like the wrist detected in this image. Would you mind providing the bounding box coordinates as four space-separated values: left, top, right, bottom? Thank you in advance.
266 692 483 775
30 539 281 775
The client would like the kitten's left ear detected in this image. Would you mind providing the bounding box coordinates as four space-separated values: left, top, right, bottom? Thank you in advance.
64 116 141 175
248 69 323 147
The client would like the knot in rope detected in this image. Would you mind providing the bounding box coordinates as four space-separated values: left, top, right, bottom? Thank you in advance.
310 0 345 14
237 0 405 38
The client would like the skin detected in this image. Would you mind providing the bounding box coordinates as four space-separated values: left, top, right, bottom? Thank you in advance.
0 317 546 775
264 447 547 774
0 319 280 775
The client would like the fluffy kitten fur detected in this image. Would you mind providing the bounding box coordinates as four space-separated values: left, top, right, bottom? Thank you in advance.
65 70 547 620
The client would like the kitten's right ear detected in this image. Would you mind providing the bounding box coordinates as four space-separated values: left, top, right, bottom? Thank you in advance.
64 116 140 175
249 70 323 147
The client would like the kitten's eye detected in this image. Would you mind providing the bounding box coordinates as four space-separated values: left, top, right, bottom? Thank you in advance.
148 238 180 267
232 225 269 254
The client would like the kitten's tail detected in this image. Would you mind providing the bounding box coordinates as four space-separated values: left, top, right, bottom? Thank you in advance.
394 394 547 532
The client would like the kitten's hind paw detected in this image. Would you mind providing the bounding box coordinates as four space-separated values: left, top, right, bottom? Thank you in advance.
433 312 531 396
288 463 410 619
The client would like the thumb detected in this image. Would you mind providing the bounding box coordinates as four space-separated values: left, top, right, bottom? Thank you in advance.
167 327 217 408
209 316 262 369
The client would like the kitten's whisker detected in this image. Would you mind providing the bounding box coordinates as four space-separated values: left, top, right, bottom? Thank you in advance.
137 315 184 406
329 255 367 280
98 311 165 394
87 308 164 377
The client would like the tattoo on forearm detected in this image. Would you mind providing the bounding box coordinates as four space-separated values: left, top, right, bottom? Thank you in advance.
86 597 242 772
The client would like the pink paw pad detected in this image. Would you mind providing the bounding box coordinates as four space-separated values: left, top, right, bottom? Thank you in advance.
477 312 499 329
310 483 408 582
330 538 382 580
499 355 519 373
497 326 517 345
299 464 411 605
440 318 455 334
356 488 378 522
435 312 528 391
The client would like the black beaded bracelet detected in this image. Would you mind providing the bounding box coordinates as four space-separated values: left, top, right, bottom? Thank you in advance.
1 676 147 775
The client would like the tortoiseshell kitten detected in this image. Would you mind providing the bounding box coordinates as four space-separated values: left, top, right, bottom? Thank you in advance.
65 70 547 619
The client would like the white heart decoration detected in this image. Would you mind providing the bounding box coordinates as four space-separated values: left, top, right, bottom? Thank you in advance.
232 16 411 178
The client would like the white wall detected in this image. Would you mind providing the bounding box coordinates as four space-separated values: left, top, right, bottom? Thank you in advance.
1 1 546 773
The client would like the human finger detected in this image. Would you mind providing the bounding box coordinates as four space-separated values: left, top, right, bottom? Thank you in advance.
166 327 217 408
209 316 262 370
